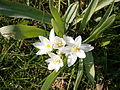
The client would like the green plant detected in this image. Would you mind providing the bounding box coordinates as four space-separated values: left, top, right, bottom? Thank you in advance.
0 0 119 90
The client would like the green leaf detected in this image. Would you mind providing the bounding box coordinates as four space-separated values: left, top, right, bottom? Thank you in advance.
80 0 99 32
49 0 65 34
63 1 79 30
0 0 52 24
72 15 83 25
95 0 119 12
0 25 49 40
84 52 95 84
41 68 63 90
51 19 63 37
73 59 83 90
90 1 114 34
84 14 115 43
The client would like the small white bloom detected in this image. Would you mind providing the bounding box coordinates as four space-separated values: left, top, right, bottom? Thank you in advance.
53 36 66 49
62 35 94 67
46 53 63 72
50 29 66 49
33 29 54 55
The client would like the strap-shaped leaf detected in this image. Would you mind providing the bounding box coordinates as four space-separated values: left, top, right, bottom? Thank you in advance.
90 1 114 34
49 0 65 35
41 68 64 90
73 59 83 90
63 1 79 30
84 14 115 43
80 0 98 32
0 0 52 24
95 0 119 12
0 25 49 40
84 52 95 84
51 19 63 37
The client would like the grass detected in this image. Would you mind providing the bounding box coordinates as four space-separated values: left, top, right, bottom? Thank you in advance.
0 0 120 89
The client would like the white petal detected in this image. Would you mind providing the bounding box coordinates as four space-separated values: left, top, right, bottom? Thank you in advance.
49 29 55 43
63 35 74 45
81 44 94 52
75 36 82 47
76 50 86 58
39 36 50 44
55 66 60 72
36 50 47 55
60 46 71 55
48 63 55 70
67 54 77 67
39 36 47 41
48 53 56 58
33 42 44 49
45 59 51 63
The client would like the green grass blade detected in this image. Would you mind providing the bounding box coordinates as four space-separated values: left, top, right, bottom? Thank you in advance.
84 14 115 43
90 1 114 34
73 59 83 90
0 0 52 24
49 0 65 34
0 25 49 40
41 68 63 90
95 0 119 12
79 0 98 32
84 52 95 84
63 1 79 30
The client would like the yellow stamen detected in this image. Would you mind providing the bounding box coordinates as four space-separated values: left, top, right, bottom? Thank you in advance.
46 44 51 48
58 43 63 47
73 46 80 51
55 59 60 63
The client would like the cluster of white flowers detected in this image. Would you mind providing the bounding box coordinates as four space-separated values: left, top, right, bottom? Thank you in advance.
33 29 94 72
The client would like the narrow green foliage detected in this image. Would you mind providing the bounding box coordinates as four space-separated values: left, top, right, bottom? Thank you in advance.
95 0 119 12
84 14 115 43
41 68 63 90
73 59 83 90
51 19 63 37
90 1 114 34
84 52 95 84
0 25 49 40
63 1 79 30
49 0 65 35
72 15 83 25
80 0 99 32
0 0 52 24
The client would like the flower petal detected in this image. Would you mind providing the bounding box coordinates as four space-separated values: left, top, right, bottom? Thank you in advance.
39 36 46 41
33 42 44 49
63 35 74 45
75 36 82 47
49 29 55 43
67 54 77 67
45 59 51 63
55 66 60 72
81 44 94 52
60 46 71 55
48 53 56 58
76 50 86 58
48 63 55 70
36 50 47 55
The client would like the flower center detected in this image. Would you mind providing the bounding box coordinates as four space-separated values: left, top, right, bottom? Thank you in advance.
57 43 63 47
54 59 60 63
73 46 80 52
46 44 51 48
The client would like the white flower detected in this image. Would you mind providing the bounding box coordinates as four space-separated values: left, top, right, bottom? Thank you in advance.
62 35 94 67
50 29 66 49
46 53 63 72
33 29 54 55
